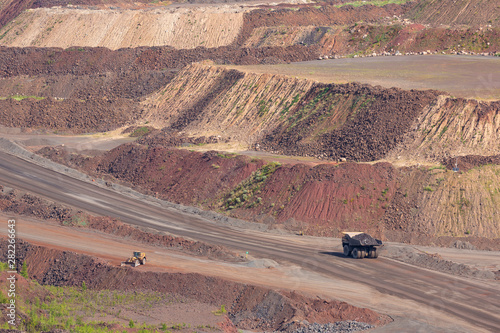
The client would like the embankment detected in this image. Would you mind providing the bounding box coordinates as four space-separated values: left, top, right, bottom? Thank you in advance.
143 64 500 162
0 96 138 133
387 96 500 161
38 144 500 248
0 238 389 331
143 63 442 162
407 0 500 27
0 7 244 49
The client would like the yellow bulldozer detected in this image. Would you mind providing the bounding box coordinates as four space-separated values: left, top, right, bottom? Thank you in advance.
121 251 147 267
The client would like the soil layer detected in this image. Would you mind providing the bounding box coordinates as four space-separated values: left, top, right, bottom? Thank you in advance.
0 238 390 331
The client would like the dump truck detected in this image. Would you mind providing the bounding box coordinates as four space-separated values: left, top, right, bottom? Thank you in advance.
121 251 147 267
342 232 382 259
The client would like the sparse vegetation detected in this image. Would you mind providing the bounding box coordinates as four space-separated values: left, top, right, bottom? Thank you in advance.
0 95 46 101
225 162 281 210
0 274 187 333
428 165 446 171
20 261 28 278
213 304 227 315
0 261 9 272
63 214 88 227
130 126 151 137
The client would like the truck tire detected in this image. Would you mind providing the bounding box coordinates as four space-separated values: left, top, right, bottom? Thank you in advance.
142 258 146 265
359 249 366 258
369 248 378 258
134 260 139 267
343 245 351 257
352 248 361 259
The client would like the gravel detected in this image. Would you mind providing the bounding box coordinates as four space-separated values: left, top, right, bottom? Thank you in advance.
0 138 270 233
383 245 496 280
292 321 373 333
351 233 381 246
245 259 279 268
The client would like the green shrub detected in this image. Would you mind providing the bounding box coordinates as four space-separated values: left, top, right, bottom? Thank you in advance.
214 305 227 315
0 262 8 272
130 126 151 137
0 292 8 304
20 261 28 278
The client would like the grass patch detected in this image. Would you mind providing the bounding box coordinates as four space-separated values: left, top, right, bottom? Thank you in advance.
213 305 227 316
0 262 9 272
1 276 179 332
428 165 446 171
217 153 237 159
258 100 269 117
129 126 151 137
0 95 46 101
225 162 281 210
62 214 88 227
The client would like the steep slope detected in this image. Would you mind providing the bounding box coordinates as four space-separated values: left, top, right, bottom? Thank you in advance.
387 96 500 162
408 0 500 27
0 45 318 78
142 64 500 162
0 7 244 49
142 63 317 142
0 70 176 100
236 4 407 47
143 64 440 162
0 96 138 133
38 144 500 247
243 22 500 56
385 163 500 242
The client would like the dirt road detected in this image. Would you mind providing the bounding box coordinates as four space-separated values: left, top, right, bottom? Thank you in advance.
0 151 498 332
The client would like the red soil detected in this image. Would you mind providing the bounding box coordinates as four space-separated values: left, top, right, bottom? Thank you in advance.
442 155 500 172
0 239 390 331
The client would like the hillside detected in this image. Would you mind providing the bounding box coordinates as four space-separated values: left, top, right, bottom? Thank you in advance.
38 142 500 249
408 0 500 27
28 63 498 246
141 63 500 162
0 239 387 331
0 6 244 49
142 63 444 162
387 96 500 162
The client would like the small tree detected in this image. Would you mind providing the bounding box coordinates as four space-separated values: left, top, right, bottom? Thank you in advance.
81 281 87 291
20 261 28 278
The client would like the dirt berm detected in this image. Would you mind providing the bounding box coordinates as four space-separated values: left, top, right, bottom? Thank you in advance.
0 184 242 261
142 64 500 162
0 45 319 78
0 238 390 331
143 63 442 162
38 144 500 249
0 96 139 133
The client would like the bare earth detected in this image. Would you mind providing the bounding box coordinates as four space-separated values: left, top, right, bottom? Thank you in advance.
1 212 498 333
225 55 500 100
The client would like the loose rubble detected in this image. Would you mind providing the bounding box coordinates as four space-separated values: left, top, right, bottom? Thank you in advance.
292 321 374 333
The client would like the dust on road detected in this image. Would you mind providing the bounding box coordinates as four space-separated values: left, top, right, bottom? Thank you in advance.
0 213 495 333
